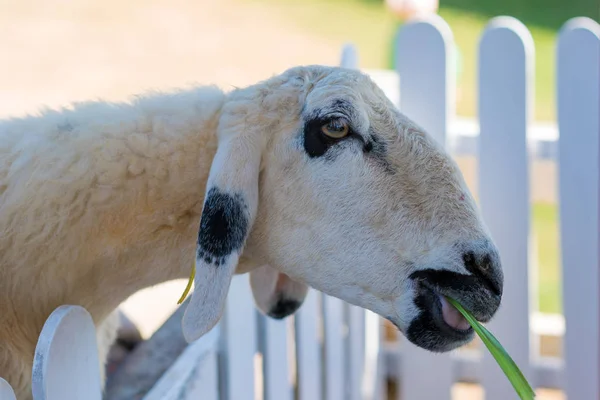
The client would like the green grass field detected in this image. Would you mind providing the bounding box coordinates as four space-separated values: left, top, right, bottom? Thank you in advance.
235 0 589 314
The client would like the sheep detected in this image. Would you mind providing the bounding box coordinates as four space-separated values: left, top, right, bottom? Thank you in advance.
0 64 503 399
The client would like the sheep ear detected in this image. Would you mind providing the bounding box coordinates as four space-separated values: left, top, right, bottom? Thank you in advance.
182 132 261 343
250 265 309 319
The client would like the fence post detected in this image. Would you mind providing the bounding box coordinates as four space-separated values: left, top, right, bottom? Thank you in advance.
478 16 534 399
395 14 456 144
361 310 384 400
32 305 102 400
258 314 294 400
557 16 600 400
219 275 258 400
104 298 192 400
294 290 323 400
339 43 368 400
142 324 221 400
0 378 16 400
340 43 359 70
394 14 456 400
322 294 347 400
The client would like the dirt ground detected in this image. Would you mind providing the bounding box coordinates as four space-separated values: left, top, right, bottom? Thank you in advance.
0 0 344 119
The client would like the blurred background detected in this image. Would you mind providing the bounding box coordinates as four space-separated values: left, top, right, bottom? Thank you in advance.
2 1 598 398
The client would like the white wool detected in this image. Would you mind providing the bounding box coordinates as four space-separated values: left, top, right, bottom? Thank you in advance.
0 65 501 398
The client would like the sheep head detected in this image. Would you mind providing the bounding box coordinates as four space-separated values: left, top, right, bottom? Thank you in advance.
182 65 503 353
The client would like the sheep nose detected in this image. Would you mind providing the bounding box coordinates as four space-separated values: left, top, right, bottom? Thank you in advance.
461 241 503 297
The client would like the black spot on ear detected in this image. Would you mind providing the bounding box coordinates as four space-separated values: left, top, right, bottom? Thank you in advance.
266 298 302 319
197 187 249 265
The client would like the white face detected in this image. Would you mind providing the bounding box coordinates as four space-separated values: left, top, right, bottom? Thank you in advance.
183 65 503 353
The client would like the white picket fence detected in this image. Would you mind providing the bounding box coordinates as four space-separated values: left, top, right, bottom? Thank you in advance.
1 13 599 400
382 14 599 400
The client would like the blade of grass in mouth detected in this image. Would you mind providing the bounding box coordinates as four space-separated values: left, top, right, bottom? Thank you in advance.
445 297 535 400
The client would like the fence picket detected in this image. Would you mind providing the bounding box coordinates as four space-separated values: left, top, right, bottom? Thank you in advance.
182 348 220 400
259 314 293 400
478 16 534 399
395 14 456 400
340 43 359 69
557 16 600 400
339 40 368 400
346 305 366 400
143 324 220 400
31 305 102 400
362 310 384 400
0 378 16 400
220 275 258 400
395 14 456 144
295 289 323 400
323 295 346 400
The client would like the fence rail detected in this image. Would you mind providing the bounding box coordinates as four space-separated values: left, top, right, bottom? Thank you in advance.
1 13 599 400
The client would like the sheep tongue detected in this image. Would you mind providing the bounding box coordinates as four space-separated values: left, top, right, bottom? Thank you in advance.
439 295 471 331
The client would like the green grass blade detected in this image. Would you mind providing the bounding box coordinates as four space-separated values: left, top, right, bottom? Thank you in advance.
446 297 535 400
177 260 196 305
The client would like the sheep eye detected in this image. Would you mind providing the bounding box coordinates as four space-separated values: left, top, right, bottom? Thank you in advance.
321 119 349 139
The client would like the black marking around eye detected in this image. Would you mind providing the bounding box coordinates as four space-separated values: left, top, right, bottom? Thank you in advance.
303 116 355 158
331 99 355 118
196 187 249 266
302 100 358 158
302 99 394 174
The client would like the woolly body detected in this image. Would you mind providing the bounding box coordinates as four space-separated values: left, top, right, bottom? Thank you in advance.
0 65 503 398
0 85 224 398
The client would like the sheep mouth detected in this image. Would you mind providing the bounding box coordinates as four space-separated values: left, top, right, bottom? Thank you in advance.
419 282 474 333
388 282 474 338
421 284 473 333
410 269 502 324
401 267 502 352
402 279 492 353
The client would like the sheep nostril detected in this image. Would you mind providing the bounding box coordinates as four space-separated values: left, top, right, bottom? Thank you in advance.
462 251 477 271
480 254 492 272
462 249 503 297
